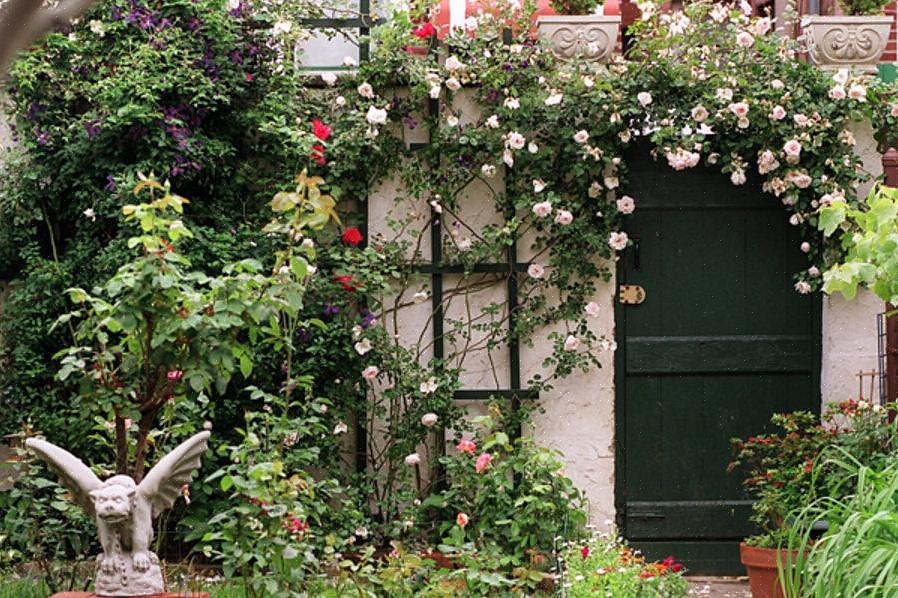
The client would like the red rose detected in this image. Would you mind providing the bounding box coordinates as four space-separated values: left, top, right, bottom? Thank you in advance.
245 73 253 82
672 563 684 573
342 227 363 246
312 118 332 142
312 144 326 165
334 275 358 291
581 546 589 559
412 22 437 39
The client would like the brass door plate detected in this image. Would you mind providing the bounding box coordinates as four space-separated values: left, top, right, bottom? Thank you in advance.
619 284 646 305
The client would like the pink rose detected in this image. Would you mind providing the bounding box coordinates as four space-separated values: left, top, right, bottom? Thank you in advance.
608 232 629 251
616 195 635 214
475 452 493 473
585 302 601 318
532 201 552 218
527 264 545 279
362 365 379 380
770 105 787 120
729 101 749 118
564 335 580 351
457 438 476 454
554 210 573 225
736 31 754 47
457 512 469 527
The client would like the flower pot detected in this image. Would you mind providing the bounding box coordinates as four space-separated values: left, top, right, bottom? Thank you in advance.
740 542 800 598
536 15 621 64
801 15 893 72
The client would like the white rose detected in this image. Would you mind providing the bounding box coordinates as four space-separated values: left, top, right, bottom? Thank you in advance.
485 114 500 129
445 55 464 71
554 210 573 225
354 338 372 355
533 179 546 193
421 413 439 427
616 195 635 214
321 72 338 86
404 453 421 466
527 263 545 279
736 31 754 48
585 302 601 317
481 164 497 177
505 131 526 150
574 130 590 144
637 92 652 107
545 92 564 106
608 231 629 251
691 105 709 122
446 115 459 127
528 142 539 154
532 201 552 218
366 106 388 125
564 335 580 351
503 97 520 110
446 77 461 91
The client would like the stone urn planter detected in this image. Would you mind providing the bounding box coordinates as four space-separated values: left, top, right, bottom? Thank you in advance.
801 15 893 71
536 15 621 64
740 543 801 598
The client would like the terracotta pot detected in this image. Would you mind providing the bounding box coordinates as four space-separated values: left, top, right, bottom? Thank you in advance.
536 15 621 64
739 542 800 598
801 15 893 72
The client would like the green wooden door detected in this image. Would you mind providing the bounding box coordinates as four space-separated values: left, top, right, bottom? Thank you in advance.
615 151 821 575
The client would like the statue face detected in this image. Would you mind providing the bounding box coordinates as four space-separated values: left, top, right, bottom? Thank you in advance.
92 485 134 523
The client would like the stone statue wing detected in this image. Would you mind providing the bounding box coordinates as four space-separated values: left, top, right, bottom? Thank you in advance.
138 431 211 518
25 438 104 518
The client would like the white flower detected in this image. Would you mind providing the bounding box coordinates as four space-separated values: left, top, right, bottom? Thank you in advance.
754 17 772 36
404 453 421 466
343 56 357 67
503 97 520 109
356 82 374 99
83 208 97 221
800 241 811 253
783 139 802 162
481 164 497 177
272 20 292 35
505 131 526 150
420 377 439 394
354 338 372 355
794 281 812 294
697 123 715 135
334 422 349 435
421 413 439 427
757 150 780 174
227 0 240 9
833 68 849 85
366 106 388 125
637 92 652 106
848 84 867 102
335 95 346 107
736 31 754 47
446 77 461 91
582 75 595 88
485 114 500 129
545 91 564 106
362 365 379 380
503 150 514 168
829 85 846 100
585 301 601 317
729 101 749 118
608 231 629 251
445 55 464 71
533 179 546 193
666 148 701 170
89 20 106 37
573 130 590 144
564 335 580 351
808 266 821 277
532 201 552 218
465 15 478 30
429 85 442 99
555 210 573 225
604 176 619 189
617 195 635 214
527 263 545 279
730 169 747 185
320 72 338 86
691 105 709 122
446 115 459 127
430 200 442 213
528 142 539 154
716 88 733 102
771 79 785 90
413 290 428 303
770 105 787 120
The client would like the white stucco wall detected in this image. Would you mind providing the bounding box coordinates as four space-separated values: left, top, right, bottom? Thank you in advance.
821 121 886 406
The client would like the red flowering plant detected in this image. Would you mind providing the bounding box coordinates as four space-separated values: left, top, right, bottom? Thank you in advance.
729 402 898 548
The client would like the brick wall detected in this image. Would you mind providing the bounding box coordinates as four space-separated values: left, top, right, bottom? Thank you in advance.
884 1 897 63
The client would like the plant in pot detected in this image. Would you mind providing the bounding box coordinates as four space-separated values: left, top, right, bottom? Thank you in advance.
729 412 831 598
801 0 894 71
537 0 621 64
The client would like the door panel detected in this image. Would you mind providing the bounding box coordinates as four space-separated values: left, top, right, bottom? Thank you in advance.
616 151 821 575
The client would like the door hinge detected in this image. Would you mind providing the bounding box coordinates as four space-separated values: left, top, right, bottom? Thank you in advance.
619 284 646 305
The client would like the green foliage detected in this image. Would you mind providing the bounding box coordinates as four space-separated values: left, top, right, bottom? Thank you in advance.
424 406 588 565
0 439 96 594
820 185 898 304
837 0 893 15
782 455 898 597
549 0 601 15
561 533 689 598
730 401 898 548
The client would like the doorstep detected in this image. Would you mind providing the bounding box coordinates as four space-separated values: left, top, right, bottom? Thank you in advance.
688 576 751 597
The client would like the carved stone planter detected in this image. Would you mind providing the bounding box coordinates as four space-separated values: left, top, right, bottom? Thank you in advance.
801 15 893 72
537 15 621 64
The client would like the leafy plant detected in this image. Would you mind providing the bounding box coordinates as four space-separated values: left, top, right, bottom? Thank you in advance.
561 532 689 598
549 0 602 15
820 185 898 304
424 406 587 565
836 0 893 16
781 452 898 597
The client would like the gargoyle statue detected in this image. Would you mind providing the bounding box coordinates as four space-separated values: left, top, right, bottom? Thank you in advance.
26 431 211 596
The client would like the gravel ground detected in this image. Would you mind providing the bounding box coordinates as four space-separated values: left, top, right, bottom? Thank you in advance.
688 577 752 597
